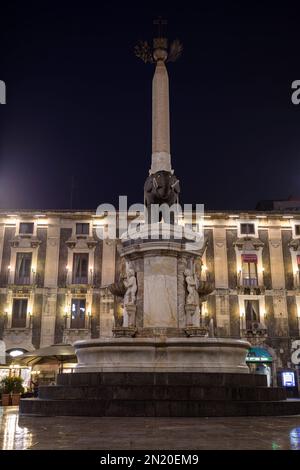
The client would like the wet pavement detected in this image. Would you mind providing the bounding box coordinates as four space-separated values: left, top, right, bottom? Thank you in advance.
1 406 300 450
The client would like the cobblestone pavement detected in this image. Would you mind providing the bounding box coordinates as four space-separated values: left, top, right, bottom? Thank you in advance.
1 406 300 450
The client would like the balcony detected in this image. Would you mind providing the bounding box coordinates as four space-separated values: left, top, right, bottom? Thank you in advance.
293 270 300 291
7 272 39 292
14 275 31 286
72 275 89 285
237 275 265 295
241 321 268 339
65 272 98 289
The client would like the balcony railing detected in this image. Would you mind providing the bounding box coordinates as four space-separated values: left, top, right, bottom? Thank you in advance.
9 272 38 288
294 271 300 290
237 274 264 294
242 277 258 287
14 275 31 285
11 317 27 328
240 320 267 337
65 271 100 288
72 275 89 285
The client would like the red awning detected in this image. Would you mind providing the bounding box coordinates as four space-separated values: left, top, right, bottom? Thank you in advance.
242 254 257 263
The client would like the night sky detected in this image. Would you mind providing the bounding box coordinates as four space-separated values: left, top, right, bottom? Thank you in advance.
0 2 300 211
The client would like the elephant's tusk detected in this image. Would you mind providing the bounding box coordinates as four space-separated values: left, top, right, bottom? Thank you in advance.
171 180 179 189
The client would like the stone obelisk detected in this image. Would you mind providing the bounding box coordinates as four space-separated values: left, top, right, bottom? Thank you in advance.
134 20 182 224
151 40 172 174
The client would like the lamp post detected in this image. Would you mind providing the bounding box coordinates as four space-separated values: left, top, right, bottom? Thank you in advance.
240 311 245 333
64 307 69 329
65 266 69 287
7 265 11 284
28 312 32 328
87 311 92 329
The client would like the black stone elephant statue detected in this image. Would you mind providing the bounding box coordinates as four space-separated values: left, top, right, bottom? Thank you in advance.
144 170 180 224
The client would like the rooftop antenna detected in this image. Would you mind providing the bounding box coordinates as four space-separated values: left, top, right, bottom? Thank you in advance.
70 175 75 209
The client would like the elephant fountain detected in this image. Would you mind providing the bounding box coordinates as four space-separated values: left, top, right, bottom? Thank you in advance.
144 170 180 224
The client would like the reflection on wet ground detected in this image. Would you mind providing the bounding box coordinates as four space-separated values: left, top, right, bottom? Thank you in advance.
0 407 33 450
290 427 300 450
1 406 300 450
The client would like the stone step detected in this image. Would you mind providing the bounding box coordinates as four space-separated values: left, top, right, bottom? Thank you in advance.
57 372 267 388
20 397 300 417
38 384 286 402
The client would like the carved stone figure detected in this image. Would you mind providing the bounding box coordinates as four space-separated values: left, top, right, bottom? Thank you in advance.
124 267 137 305
184 269 199 306
123 265 137 328
144 170 180 224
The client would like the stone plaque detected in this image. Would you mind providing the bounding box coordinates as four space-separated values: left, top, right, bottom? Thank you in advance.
143 256 177 327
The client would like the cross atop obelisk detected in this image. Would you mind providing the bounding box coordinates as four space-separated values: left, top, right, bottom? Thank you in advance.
153 16 168 38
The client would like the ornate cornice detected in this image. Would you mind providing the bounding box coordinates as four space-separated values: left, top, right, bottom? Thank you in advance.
9 235 42 249
289 238 300 251
65 236 98 250
233 237 264 251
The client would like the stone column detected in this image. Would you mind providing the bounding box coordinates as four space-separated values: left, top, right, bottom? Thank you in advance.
101 240 116 287
151 59 172 174
99 291 114 337
213 228 229 288
0 223 6 275
213 227 230 335
0 223 6 340
269 228 286 289
99 240 116 337
40 219 60 347
268 228 288 335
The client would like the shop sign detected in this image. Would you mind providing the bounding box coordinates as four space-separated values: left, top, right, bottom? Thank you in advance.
246 356 272 362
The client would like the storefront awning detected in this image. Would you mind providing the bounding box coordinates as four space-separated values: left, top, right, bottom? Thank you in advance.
16 344 76 366
246 347 273 363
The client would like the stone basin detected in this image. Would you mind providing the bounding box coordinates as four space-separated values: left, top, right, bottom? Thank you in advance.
73 337 250 374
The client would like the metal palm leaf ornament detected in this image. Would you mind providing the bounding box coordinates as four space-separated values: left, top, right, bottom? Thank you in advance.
167 39 183 62
134 40 154 63
134 17 183 64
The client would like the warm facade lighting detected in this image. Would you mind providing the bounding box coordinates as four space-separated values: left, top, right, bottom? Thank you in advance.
9 350 24 358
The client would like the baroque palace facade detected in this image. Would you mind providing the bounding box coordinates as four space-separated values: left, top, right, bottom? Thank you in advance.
0 209 300 381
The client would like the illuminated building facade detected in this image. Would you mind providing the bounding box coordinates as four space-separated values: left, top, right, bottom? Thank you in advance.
0 209 300 383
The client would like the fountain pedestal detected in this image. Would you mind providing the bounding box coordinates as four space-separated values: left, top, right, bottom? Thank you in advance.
73 224 250 374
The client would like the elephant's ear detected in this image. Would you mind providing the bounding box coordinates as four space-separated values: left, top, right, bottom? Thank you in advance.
144 175 153 192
